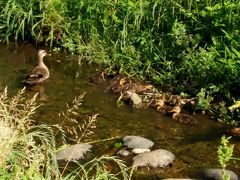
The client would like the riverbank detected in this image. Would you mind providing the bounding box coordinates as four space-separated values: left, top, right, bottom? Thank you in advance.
1 0 240 126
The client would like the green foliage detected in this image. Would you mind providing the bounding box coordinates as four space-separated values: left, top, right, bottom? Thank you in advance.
196 85 220 111
217 136 234 180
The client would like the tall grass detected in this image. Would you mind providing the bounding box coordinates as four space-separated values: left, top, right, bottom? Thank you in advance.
0 87 59 179
0 0 240 123
0 88 131 179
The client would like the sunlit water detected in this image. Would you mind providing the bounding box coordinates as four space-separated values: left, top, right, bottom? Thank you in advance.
0 43 239 179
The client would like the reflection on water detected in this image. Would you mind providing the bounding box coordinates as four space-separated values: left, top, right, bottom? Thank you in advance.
0 43 239 178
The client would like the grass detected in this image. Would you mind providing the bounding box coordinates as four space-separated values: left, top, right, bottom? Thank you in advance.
0 87 131 179
0 0 240 124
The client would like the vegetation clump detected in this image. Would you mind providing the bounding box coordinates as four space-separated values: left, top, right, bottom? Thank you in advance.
0 88 131 179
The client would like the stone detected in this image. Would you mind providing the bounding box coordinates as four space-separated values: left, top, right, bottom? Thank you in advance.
117 149 130 156
56 143 92 161
201 168 238 180
0 124 14 166
123 135 154 149
0 124 14 146
124 91 142 107
132 148 150 154
133 149 175 168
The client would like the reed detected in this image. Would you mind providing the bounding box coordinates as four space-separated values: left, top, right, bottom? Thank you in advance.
0 88 131 179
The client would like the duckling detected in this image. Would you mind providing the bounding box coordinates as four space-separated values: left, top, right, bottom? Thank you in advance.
119 83 154 94
156 99 173 115
91 70 106 84
170 106 198 124
227 127 240 137
168 95 182 106
24 50 50 85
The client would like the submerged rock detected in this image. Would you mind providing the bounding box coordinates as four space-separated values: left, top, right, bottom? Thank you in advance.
201 168 238 180
133 149 175 168
124 91 142 107
132 148 150 154
117 149 130 156
56 144 92 161
0 123 14 165
123 135 154 149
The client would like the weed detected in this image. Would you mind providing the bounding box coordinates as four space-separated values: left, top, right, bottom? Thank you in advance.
0 88 131 179
218 136 234 180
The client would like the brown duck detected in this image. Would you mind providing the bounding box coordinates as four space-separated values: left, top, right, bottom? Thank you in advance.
170 106 198 124
155 99 173 115
24 50 50 85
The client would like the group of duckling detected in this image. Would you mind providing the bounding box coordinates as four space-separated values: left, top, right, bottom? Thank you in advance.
23 50 240 132
147 93 198 124
99 73 198 124
23 50 198 125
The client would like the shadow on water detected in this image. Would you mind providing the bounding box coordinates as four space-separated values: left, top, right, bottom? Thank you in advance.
0 43 239 179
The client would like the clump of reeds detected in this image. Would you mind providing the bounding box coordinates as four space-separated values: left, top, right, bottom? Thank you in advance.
0 87 131 179
0 87 59 178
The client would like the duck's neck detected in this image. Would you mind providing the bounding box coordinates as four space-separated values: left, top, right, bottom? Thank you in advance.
38 56 45 66
172 109 181 119
38 56 50 78
172 112 178 119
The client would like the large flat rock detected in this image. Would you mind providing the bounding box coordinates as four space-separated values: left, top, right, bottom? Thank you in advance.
133 149 175 168
56 143 92 161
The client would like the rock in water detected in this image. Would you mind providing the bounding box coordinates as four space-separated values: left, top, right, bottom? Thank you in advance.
201 168 238 180
123 135 154 149
132 148 150 154
117 149 130 156
56 144 92 161
133 149 175 168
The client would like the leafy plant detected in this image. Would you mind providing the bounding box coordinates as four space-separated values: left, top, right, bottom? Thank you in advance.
218 136 234 180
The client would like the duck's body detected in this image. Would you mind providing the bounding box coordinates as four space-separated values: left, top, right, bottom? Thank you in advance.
227 127 240 137
24 50 50 85
171 106 198 124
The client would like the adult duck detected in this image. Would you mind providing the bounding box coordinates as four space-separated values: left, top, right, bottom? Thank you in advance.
24 50 50 85
170 106 198 124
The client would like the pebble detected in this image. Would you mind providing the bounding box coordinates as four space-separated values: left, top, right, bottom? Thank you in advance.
117 149 130 156
132 148 150 154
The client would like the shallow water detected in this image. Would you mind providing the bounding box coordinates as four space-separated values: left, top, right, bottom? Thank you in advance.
0 43 239 179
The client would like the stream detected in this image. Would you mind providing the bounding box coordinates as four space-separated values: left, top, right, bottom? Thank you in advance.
0 43 239 179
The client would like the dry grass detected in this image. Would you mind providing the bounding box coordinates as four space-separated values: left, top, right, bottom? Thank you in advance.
0 87 131 179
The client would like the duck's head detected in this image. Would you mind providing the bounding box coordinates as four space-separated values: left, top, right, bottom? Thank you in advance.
38 50 49 58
